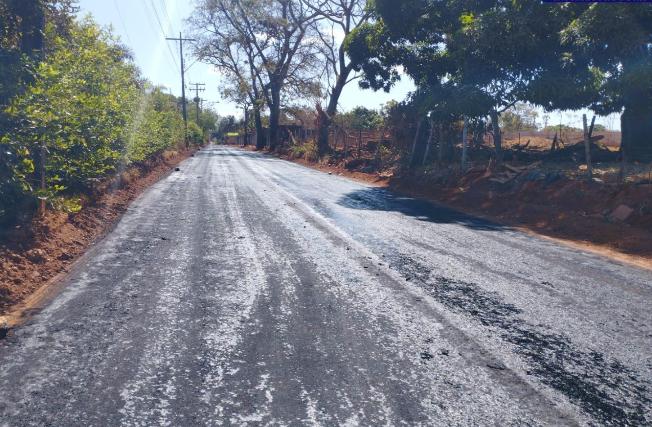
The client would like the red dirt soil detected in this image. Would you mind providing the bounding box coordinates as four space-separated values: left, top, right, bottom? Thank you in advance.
0 148 196 318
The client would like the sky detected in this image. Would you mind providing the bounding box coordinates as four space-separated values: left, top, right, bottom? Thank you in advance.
77 0 620 130
76 0 415 120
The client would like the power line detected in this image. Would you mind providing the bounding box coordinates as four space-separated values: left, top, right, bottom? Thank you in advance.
112 0 134 47
141 0 180 72
157 0 175 33
188 83 206 123
148 0 180 70
184 57 201 73
148 0 171 37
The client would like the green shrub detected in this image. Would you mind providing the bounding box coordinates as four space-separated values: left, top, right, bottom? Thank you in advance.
0 18 194 223
126 87 184 162
3 19 139 197
289 140 318 162
187 121 204 146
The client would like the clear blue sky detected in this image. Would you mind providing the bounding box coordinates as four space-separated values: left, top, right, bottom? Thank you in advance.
76 0 415 119
77 1 619 130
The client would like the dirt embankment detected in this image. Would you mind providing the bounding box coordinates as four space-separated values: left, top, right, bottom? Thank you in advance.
257 145 652 270
0 148 196 320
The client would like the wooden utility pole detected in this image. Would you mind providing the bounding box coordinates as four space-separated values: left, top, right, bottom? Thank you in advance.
188 82 205 124
582 114 593 180
166 33 195 148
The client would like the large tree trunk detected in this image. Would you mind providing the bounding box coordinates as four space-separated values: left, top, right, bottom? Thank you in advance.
621 102 652 162
268 107 280 151
490 109 503 165
268 87 281 151
316 102 331 156
243 107 249 146
254 107 265 150
422 119 435 165
317 74 347 156
437 124 446 166
317 121 330 155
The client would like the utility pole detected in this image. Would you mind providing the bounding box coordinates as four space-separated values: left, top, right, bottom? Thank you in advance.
166 33 195 148
188 82 205 123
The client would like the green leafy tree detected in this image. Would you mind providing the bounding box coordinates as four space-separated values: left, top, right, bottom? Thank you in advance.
349 1 652 161
3 19 139 197
1 10 193 224
337 106 383 130
127 87 185 162
0 0 77 221
560 4 652 160
190 0 322 150
500 103 539 133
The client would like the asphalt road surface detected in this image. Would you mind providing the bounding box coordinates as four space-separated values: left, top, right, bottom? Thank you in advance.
1 146 651 426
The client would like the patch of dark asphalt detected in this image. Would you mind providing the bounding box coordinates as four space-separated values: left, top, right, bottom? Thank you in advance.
387 252 651 426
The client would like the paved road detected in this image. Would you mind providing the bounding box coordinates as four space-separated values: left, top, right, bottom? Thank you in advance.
0 146 650 426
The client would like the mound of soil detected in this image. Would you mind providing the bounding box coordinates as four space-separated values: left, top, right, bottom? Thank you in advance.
397 169 652 263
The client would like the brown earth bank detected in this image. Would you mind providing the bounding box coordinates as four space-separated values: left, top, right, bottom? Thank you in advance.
249 144 652 270
0 148 197 320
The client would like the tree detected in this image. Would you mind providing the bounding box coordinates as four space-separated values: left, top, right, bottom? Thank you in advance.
500 103 539 133
560 4 652 160
190 2 267 149
301 0 371 156
345 1 592 164
3 19 140 196
1 14 190 223
346 0 512 161
337 106 382 130
127 86 185 163
190 0 321 150
0 0 77 105
215 115 239 139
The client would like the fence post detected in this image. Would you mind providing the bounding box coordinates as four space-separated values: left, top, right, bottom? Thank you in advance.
357 130 362 157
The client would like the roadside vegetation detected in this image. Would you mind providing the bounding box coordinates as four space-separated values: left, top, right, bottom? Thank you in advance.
0 1 217 227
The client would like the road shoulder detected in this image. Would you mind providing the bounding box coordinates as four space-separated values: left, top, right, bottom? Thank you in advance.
0 148 197 332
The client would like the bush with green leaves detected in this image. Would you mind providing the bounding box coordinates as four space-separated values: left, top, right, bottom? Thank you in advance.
187 121 204 146
0 16 195 224
127 87 185 163
2 19 139 199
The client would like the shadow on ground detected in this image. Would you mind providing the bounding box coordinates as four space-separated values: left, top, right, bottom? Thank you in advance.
337 187 506 232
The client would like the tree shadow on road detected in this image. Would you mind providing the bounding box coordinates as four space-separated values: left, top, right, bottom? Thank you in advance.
337 187 507 232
